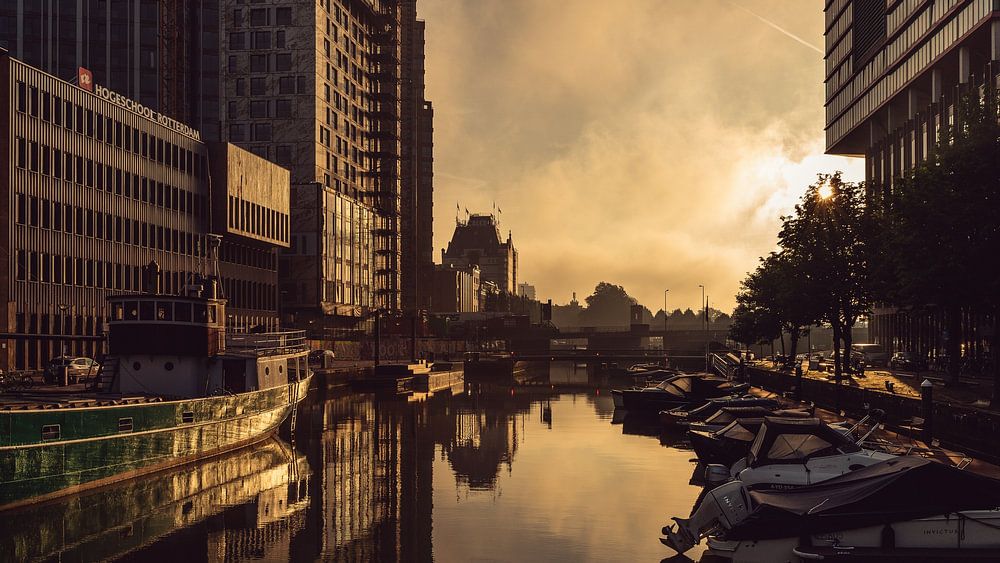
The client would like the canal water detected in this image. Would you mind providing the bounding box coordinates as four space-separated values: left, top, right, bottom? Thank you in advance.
1 362 709 562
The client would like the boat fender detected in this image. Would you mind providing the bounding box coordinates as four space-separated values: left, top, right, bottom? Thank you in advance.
880 523 895 550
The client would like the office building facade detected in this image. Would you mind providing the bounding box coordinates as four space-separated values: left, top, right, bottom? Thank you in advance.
0 0 221 141
824 0 1000 354
219 0 433 329
1 50 287 370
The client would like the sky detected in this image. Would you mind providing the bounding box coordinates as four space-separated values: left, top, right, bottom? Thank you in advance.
419 0 864 313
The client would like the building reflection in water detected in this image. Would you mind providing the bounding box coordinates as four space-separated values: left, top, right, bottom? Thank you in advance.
296 378 541 562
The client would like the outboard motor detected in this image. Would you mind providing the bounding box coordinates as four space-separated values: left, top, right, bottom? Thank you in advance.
661 480 753 554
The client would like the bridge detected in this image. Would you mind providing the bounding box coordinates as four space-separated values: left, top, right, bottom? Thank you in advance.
502 325 731 356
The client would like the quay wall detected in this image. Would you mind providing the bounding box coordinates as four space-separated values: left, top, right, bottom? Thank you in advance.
747 367 1000 464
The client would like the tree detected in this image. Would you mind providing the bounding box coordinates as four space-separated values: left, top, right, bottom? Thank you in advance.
778 173 873 384
735 252 823 368
580 282 636 327
729 302 780 351
887 85 1000 396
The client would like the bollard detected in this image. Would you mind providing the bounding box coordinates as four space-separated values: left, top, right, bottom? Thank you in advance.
921 379 934 443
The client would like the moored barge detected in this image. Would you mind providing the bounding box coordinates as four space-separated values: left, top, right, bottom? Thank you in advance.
0 268 312 510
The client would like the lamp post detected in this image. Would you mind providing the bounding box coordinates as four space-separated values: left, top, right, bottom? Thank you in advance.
663 288 669 355
699 285 707 371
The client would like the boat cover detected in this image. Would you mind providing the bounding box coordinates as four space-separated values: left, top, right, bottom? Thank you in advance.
704 406 776 426
684 397 779 420
727 456 1000 540
747 417 860 467
712 418 766 442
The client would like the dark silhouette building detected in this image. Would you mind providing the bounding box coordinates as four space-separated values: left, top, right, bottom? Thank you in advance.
442 214 517 298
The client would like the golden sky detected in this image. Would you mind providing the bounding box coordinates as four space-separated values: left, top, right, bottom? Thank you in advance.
420 0 864 312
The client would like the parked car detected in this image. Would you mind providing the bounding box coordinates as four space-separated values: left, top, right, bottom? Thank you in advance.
851 343 889 367
890 351 925 371
44 356 100 384
308 349 336 369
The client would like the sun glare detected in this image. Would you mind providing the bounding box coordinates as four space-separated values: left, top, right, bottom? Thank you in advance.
818 183 834 199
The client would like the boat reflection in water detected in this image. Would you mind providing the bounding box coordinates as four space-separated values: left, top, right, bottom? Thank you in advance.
1 437 310 563
3 361 711 561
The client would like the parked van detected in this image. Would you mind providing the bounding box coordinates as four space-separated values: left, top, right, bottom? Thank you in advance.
851 343 888 367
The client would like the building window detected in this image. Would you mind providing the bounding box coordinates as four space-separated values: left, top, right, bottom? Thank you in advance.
250 100 268 118
276 30 286 48
254 123 272 141
229 32 245 50
275 99 291 117
278 76 295 94
15 81 26 112
250 77 266 96
230 124 246 142
276 7 292 25
228 101 237 119
276 145 292 166
228 55 239 72
236 78 246 96
250 8 268 26
250 54 267 73
233 8 243 27
276 52 292 71
253 31 270 49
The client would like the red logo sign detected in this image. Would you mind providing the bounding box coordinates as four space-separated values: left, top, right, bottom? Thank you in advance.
78 67 93 91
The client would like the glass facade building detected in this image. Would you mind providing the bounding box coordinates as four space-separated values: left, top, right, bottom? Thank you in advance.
824 0 1000 356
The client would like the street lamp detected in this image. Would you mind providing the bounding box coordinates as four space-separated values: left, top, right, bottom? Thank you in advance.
699 284 708 372
57 304 68 357
663 288 669 354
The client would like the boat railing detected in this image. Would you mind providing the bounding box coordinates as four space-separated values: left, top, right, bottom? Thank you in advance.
225 330 309 356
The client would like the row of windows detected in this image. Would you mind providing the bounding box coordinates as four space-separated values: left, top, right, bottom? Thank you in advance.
232 6 294 29
827 0 990 146
221 277 277 312
226 195 289 242
221 241 277 271
16 251 190 292
16 194 203 255
227 49 295 73
228 122 272 143
14 138 202 216
228 98 294 119
14 81 201 176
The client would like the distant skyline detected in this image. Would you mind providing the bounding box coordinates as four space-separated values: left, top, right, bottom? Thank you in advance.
421 0 863 312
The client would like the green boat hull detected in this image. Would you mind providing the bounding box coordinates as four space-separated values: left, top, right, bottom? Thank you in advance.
0 376 311 509
0 436 310 563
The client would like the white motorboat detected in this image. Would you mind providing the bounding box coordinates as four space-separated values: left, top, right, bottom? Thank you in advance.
717 417 895 490
662 456 1000 561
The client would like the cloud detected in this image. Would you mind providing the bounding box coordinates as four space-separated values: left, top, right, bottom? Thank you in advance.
421 0 864 312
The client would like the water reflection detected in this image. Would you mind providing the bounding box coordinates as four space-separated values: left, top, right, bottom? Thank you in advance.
2 362 710 562
1 438 309 563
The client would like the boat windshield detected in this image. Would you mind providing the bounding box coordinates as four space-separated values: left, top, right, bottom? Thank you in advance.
653 377 691 397
765 434 834 460
748 417 861 466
